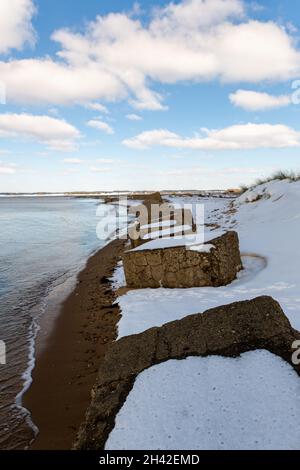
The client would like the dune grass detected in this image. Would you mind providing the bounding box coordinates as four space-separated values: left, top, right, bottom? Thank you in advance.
240 170 300 193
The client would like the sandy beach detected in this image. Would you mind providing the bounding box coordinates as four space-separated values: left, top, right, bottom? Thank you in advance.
23 238 126 450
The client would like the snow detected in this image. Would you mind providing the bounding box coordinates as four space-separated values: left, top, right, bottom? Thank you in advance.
130 230 225 252
108 182 300 450
106 350 300 450
167 195 231 221
117 179 300 337
188 243 215 253
117 254 266 338
143 224 193 240
109 261 126 290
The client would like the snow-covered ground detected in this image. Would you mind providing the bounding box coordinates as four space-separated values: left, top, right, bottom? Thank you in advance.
108 180 300 450
110 261 126 290
117 180 300 337
106 350 300 450
117 254 266 337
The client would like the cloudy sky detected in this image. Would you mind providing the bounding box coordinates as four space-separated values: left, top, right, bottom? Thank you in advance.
1 0 300 192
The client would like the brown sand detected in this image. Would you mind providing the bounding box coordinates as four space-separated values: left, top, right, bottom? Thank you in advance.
23 238 126 450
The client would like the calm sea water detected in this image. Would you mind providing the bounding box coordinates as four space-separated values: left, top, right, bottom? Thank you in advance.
0 197 116 449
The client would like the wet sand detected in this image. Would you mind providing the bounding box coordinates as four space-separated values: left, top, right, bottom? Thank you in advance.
23 238 126 450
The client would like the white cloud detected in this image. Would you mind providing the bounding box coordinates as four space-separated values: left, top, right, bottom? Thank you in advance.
230 89 292 111
48 107 60 116
126 113 143 121
214 21 299 82
0 59 124 106
0 165 16 175
155 166 261 177
123 129 179 149
286 22 298 35
0 0 299 109
63 158 83 164
151 0 244 32
123 123 300 150
89 166 112 173
87 119 114 135
96 158 114 163
63 168 79 175
129 89 167 111
248 2 265 13
0 113 80 151
0 0 36 54
151 165 274 190
84 102 109 113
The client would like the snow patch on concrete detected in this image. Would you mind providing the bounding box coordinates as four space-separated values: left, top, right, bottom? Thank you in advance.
106 350 300 450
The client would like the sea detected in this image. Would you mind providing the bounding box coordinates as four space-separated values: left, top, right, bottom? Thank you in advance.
0 196 120 449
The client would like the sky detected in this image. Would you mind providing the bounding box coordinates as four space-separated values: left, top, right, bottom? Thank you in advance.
0 0 300 192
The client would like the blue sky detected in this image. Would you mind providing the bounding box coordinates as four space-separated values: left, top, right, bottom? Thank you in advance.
0 0 300 192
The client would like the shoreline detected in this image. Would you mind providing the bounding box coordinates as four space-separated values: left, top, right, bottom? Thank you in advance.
23 238 126 450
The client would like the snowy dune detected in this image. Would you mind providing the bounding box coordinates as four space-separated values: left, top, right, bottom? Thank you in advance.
117 179 300 337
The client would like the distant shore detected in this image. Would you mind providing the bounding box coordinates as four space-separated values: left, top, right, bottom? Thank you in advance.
0 189 240 198
23 238 126 450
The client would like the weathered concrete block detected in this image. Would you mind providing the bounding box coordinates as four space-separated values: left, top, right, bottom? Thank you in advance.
75 296 300 450
123 231 243 289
